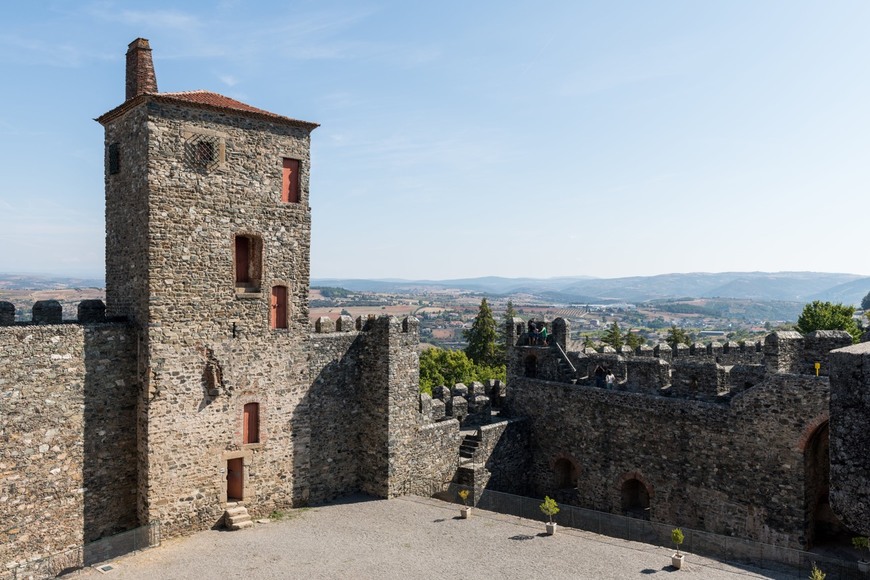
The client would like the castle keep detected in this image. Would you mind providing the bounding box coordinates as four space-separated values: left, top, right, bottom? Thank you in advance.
1 39 868 576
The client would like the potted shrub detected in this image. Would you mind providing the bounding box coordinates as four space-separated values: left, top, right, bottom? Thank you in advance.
458 489 471 519
540 496 559 535
671 528 685 569
809 562 826 580
853 536 870 573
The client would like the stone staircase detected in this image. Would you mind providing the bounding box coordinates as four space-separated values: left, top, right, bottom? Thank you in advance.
459 432 481 460
224 502 254 531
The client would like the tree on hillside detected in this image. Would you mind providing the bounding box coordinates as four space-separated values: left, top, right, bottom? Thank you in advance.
796 300 860 343
861 290 870 311
624 328 645 350
600 321 624 350
464 298 499 367
666 325 691 350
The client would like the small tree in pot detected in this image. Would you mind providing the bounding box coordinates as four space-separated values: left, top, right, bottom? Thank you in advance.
458 489 471 519
540 496 559 535
852 536 870 573
671 528 685 569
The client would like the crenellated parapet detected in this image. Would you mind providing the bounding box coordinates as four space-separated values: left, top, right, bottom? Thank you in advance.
508 316 851 401
0 299 110 326
310 314 419 336
424 379 504 426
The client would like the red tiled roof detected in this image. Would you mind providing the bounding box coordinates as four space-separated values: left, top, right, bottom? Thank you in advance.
97 90 319 130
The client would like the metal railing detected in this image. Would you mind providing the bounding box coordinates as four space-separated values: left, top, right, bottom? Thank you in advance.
4 522 159 580
442 485 865 580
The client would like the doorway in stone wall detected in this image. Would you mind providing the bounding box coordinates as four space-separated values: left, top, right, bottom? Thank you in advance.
227 458 243 502
524 355 537 378
621 478 650 520
805 421 851 547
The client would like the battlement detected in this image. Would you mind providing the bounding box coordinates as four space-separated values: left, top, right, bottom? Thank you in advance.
0 299 114 326
509 317 852 402
423 379 505 426
311 314 419 335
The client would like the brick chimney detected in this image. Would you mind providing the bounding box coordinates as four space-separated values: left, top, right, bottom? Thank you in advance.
125 38 157 100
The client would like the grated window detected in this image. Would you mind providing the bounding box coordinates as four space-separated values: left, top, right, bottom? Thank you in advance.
185 133 220 170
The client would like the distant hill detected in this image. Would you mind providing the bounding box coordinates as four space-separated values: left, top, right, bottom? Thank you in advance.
313 272 870 305
2 271 867 306
0 273 104 290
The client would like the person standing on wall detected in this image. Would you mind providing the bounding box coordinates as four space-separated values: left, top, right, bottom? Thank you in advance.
594 365 606 388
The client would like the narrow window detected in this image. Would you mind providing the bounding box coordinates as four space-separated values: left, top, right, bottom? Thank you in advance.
234 235 262 292
235 236 250 285
243 403 260 444
271 286 288 329
282 158 300 203
108 143 120 174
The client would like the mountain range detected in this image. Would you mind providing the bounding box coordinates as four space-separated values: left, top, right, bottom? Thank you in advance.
2 271 868 305
313 271 870 305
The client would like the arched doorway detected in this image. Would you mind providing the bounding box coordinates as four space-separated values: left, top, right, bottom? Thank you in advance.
553 458 578 489
621 478 650 520
805 420 850 547
524 355 537 378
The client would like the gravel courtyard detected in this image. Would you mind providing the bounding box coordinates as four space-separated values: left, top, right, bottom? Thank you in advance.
75 494 801 580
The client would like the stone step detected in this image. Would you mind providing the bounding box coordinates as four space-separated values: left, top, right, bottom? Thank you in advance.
228 519 254 531
227 513 252 524
224 505 253 531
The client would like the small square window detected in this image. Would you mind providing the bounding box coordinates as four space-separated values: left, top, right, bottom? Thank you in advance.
185 133 222 171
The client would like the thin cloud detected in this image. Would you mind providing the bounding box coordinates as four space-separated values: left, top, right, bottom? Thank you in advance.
0 34 111 67
88 4 203 31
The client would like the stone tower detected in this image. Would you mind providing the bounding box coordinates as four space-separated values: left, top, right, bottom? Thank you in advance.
98 38 319 534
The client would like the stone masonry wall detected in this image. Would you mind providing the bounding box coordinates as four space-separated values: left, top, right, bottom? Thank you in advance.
472 419 531 496
0 322 137 570
103 104 150 324
310 315 459 500
828 342 870 535
308 329 364 501
507 373 830 548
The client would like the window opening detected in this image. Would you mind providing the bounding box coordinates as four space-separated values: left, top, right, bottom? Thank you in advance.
282 158 300 203
234 235 262 292
108 143 120 174
185 133 221 170
243 403 260 444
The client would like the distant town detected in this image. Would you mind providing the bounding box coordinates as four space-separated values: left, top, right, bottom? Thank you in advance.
3 271 868 350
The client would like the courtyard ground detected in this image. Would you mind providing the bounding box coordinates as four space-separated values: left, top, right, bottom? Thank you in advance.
75 494 803 580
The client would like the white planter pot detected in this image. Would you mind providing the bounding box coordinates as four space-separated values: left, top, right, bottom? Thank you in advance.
672 554 684 569
858 559 870 573
460 506 471 519
546 522 557 535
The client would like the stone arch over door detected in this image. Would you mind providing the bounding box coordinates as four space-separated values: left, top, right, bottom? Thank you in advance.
801 417 851 547
549 453 580 490
618 471 653 520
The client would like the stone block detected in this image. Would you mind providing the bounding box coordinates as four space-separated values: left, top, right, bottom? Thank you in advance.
0 301 14 325
32 300 62 324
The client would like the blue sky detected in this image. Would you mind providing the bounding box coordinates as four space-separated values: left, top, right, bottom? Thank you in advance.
0 1 868 280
